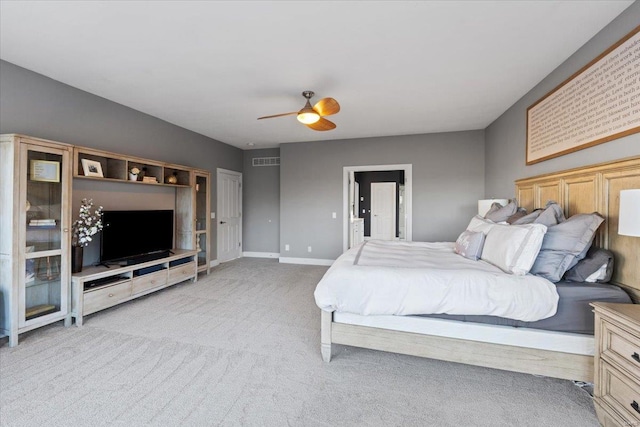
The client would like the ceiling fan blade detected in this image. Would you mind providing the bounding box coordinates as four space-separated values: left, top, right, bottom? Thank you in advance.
306 117 336 131
313 98 340 117
257 112 297 120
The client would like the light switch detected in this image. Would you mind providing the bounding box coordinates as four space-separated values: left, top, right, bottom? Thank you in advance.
332 212 336 219
211 212 215 219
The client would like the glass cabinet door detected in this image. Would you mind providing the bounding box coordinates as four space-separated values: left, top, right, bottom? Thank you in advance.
194 172 210 273
21 145 69 326
196 233 207 269
195 175 208 231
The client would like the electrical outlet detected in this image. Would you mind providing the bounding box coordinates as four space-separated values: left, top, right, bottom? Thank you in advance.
211 212 215 219
285 244 290 251
332 212 336 219
307 246 312 253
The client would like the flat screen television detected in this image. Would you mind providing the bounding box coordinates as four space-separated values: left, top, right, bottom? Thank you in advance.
100 210 174 264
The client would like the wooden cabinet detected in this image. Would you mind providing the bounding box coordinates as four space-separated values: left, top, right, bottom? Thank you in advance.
71 250 197 325
0 135 73 347
592 302 640 427
2 134 212 343
351 218 364 247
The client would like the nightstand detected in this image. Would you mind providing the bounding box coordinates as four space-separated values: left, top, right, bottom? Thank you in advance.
591 302 640 427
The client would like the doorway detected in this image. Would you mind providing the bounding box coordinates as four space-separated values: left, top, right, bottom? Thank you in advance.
217 168 242 263
343 164 412 252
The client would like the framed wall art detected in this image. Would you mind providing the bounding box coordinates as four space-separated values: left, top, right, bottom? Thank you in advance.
526 26 640 165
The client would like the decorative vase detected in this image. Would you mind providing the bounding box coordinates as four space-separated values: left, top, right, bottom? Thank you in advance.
129 173 138 181
72 246 83 273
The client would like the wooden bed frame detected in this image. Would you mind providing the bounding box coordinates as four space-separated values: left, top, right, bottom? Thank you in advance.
320 156 640 382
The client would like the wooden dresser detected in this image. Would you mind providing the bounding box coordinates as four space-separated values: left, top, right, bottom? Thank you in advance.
591 302 640 427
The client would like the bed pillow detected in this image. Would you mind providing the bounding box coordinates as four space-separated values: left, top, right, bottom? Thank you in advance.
529 213 605 282
480 223 548 275
466 215 496 235
506 208 528 224
484 200 517 222
512 209 543 225
533 201 565 227
454 230 486 261
564 248 614 283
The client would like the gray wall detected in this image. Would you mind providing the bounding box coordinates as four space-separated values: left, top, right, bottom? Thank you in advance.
485 2 640 197
242 148 280 253
0 60 243 262
280 131 485 260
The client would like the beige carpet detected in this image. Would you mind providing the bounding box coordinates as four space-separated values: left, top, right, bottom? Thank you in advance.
1 258 599 426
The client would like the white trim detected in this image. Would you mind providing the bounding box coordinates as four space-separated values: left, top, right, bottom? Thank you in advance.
343 164 412 253
333 312 594 356
243 251 279 258
279 257 334 266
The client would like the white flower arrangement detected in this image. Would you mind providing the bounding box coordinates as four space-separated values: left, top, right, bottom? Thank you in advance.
130 167 141 176
72 198 104 247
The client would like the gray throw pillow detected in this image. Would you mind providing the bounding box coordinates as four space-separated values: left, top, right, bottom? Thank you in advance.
533 201 566 227
454 230 486 261
564 248 614 283
484 200 517 222
512 209 543 225
530 213 605 282
506 208 528 224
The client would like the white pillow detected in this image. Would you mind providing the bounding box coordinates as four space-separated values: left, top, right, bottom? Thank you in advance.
481 223 548 275
466 215 496 235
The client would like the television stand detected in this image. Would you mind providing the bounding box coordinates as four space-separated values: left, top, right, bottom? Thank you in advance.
71 248 198 326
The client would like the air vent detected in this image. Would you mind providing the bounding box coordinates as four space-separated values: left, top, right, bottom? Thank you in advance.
252 157 280 167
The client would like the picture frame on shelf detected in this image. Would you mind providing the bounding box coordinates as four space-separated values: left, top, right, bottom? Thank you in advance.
81 159 104 178
30 160 60 182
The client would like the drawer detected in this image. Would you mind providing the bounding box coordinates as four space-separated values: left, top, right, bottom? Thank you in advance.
168 261 196 283
132 270 167 295
83 281 131 315
601 319 640 380
599 361 640 423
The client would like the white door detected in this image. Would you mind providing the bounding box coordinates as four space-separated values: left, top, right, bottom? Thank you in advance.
370 182 396 240
217 169 242 262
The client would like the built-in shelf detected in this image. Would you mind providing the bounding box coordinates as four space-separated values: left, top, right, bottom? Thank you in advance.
74 147 192 187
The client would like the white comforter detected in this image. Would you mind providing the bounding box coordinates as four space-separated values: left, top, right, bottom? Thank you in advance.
314 240 559 322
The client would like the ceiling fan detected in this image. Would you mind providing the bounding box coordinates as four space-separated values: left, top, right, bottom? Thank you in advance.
258 91 340 131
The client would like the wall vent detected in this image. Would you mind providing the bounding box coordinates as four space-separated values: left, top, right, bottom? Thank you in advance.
252 157 280 167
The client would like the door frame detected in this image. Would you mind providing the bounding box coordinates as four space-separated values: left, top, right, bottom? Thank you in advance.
216 168 243 263
343 164 412 252
370 182 397 240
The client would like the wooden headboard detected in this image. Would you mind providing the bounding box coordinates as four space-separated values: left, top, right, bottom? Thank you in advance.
515 156 640 303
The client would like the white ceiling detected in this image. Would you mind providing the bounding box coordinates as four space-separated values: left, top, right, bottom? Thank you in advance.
0 1 633 149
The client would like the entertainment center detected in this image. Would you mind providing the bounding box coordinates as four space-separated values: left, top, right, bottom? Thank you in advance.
0 134 212 346
71 249 197 326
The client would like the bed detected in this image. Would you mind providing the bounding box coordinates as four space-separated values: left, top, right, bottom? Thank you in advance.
316 156 640 382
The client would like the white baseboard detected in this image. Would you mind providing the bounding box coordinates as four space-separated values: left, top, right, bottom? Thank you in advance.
210 259 220 268
278 257 334 266
243 252 280 258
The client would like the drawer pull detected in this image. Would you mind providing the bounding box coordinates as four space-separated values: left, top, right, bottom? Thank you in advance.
632 400 640 415
632 352 640 363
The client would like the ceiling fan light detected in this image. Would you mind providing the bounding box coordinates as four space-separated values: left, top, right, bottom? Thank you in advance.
297 111 320 124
